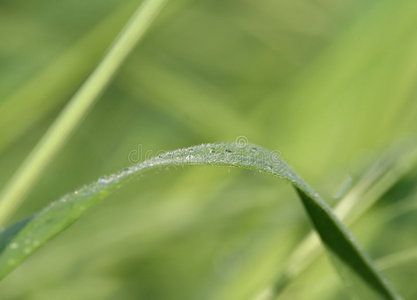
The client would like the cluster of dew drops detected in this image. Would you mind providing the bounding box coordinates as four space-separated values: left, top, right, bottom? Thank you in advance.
7 238 40 266
3 143 305 269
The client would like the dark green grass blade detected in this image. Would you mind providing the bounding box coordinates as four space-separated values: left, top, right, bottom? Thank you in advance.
0 143 400 299
295 188 395 299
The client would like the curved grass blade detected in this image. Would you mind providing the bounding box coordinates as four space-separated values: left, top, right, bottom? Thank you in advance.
0 143 400 298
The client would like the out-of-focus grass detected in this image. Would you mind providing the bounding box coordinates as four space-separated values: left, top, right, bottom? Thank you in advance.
1 0 417 299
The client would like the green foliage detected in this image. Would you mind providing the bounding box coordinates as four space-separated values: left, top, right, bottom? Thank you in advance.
1 0 417 299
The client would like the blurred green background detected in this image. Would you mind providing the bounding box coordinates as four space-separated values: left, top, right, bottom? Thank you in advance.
1 0 417 299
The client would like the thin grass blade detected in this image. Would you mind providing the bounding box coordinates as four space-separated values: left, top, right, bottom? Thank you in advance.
0 143 400 299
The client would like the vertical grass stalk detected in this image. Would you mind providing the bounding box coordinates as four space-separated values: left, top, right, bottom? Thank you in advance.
0 0 168 226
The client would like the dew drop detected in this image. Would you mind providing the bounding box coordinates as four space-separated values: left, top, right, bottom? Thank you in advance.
98 177 111 184
81 190 91 197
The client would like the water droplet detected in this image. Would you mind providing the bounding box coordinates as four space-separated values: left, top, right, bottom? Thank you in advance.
9 242 19 249
81 190 91 197
98 177 111 184
7 259 16 266
24 247 31 254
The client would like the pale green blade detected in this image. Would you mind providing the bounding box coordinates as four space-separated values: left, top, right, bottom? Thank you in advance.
0 143 400 299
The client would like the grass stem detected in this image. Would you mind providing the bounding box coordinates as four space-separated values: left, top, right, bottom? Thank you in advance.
0 0 167 226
